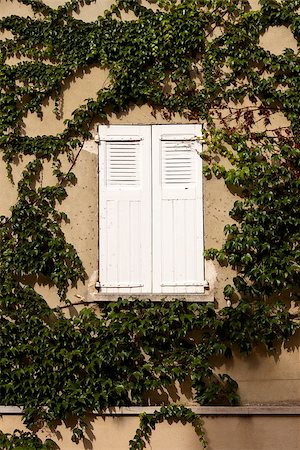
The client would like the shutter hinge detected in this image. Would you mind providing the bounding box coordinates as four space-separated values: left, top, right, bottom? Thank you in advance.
96 282 144 288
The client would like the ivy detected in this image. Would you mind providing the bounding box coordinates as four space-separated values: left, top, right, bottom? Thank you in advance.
0 0 300 448
0 430 55 450
0 298 296 441
129 405 208 450
204 132 300 298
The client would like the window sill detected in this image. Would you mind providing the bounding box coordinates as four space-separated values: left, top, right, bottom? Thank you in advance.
86 291 214 303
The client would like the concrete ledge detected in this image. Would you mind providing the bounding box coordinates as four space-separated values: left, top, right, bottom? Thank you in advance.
86 292 215 303
2 406 300 415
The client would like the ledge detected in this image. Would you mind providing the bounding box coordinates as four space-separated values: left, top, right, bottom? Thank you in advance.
86 292 215 303
2 406 300 416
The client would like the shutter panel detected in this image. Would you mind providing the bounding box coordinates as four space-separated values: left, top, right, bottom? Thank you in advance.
152 124 205 294
99 125 152 293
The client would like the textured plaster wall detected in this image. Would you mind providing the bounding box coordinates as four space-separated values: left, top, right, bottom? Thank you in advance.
0 0 300 429
1 413 300 450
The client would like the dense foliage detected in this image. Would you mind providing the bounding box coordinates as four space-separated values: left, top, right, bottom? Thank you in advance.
0 0 300 447
204 131 300 299
0 429 55 450
0 291 295 447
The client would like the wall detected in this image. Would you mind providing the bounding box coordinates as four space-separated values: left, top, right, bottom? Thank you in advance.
0 0 300 448
1 410 300 450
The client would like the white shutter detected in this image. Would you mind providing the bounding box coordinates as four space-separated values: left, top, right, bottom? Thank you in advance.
152 124 205 294
99 125 152 293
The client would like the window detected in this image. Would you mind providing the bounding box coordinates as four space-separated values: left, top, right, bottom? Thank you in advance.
98 124 207 296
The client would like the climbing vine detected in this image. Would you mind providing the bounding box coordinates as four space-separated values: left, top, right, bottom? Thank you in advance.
0 0 300 447
0 430 55 450
129 405 208 449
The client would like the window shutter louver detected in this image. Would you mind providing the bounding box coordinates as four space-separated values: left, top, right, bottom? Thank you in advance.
99 125 152 293
106 140 140 186
162 136 195 185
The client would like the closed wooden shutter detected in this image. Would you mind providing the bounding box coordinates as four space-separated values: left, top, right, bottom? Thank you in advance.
99 124 205 295
99 125 152 293
152 124 205 294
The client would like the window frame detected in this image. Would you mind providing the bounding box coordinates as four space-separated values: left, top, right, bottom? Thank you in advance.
94 123 212 302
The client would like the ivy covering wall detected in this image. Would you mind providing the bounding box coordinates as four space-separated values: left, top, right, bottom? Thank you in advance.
0 0 300 447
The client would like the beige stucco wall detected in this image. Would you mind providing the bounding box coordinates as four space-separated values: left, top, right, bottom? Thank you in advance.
1 413 300 450
1 0 300 447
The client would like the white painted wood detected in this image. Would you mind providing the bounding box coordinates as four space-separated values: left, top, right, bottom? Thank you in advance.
99 125 152 293
152 124 205 294
99 124 206 296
